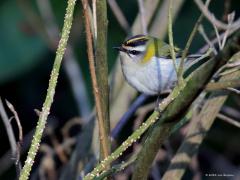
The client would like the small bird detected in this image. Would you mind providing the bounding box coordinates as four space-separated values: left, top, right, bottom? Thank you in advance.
114 34 201 95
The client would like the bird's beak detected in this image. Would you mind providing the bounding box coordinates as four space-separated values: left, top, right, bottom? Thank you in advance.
113 46 125 52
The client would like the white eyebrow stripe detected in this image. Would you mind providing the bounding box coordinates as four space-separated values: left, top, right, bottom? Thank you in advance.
123 45 146 52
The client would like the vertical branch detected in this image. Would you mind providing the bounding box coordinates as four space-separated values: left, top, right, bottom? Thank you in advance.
137 0 147 34
95 0 111 159
19 0 76 179
81 0 110 160
107 0 130 33
168 0 181 84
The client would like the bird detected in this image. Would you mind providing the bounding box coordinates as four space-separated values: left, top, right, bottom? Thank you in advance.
114 34 202 95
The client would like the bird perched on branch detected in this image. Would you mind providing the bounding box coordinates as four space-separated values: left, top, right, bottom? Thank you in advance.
114 34 202 95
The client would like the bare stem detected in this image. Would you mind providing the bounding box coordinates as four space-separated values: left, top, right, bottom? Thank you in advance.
168 0 181 84
194 0 240 30
137 0 147 34
0 98 21 177
81 0 110 160
107 0 130 34
178 0 211 83
19 0 76 179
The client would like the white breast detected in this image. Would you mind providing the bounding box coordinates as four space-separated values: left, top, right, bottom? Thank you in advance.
120 53 178 95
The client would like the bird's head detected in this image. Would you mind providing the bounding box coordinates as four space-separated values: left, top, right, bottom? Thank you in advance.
114 34 151 61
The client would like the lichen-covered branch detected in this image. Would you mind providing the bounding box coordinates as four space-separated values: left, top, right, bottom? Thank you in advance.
19 0 76 179
162 53 240 180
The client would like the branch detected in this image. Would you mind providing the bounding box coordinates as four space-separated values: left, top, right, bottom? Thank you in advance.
217 113 240 128
107 0 130 33
194 0 240 30
168 0 179 82
137 0 147 34
19 0 76 179
178 0 211 80
0 98 21 177
5 100 23 144
95 0 111 159
162 58 240 180
81 0 110 160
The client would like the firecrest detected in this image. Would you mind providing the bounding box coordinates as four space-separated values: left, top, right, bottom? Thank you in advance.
114 34 201 95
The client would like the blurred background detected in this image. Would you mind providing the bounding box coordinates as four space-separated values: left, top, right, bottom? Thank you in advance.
0 0 240 179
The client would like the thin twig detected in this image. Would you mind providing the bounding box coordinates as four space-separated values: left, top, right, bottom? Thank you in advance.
149 0 185 38
226 87 240 95
199 25 240 54
221 12 235 49
217 113 240 128
178 0 211 79
194 0 240 30
213 19 222 49
168 0 179 83
205 80 240 91
0 98 21 177
137 0 147 34
19 0 77 179
198 25 218 55
5 100 23 174
81 0 110 160
5 100 23 143
107 0 130 34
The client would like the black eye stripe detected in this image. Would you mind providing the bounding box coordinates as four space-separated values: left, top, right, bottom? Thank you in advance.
129 50 141 55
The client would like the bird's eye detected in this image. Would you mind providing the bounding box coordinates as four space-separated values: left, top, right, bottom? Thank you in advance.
130 50 140 55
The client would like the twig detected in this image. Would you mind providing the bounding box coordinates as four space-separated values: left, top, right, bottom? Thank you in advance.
149 0 185 38
5 100 23 143
217 113 240 128
178 0 211 79
168 0 179 84
81 0 110 160
213 20 222 49
198 25 218 55
194 0 240 30
0 98 21 177
19 0 77 179
137 0 147 34
107 0 130 34
5 100 23 176
199 25 240 54
226 87 240 95
205 80 240 91
221 12 235 49
95 152 138 180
